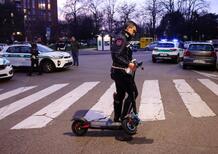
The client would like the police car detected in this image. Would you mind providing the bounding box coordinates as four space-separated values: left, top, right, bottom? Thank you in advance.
0 43 73 73
152 39 184 63
0 57 13 80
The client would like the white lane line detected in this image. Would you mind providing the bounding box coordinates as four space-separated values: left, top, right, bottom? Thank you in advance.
11 82 99 129
198 79 218 96
139 80 165 121
174 79 216 118
0 86 37 102
0 84 68 120
84 83 115 121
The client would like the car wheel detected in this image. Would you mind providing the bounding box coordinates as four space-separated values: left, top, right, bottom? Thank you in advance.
152 57 156 63
42 60 55 73
175 56 179 64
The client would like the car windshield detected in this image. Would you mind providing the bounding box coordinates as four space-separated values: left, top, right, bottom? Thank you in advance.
157 43 174 48
188 44 214 51
37 44 54 53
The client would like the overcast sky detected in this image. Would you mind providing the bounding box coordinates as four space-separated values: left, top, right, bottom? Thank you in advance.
57 0 218 20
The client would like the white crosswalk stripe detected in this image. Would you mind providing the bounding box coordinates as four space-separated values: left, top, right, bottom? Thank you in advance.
0 78 216 130
139 80 165 121
198 79 218 96
0 84 68 120
0 86 37 102
173 79 216 118
11 82 99 129
84 83 116 121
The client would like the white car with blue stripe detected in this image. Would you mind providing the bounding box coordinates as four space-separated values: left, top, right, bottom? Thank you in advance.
0 43 73 73
152 39 184 63
0 57 13 80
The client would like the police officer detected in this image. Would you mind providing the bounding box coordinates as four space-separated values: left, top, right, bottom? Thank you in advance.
28 42 42 76
111 21 138 122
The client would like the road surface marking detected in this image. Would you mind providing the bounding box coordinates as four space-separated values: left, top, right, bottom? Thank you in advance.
173 79 216 117
0 84 68 120
11 82 99 129
198 79 218 96
139 80 165 121
193 71 218 80
0 86 37 102
84 83 115 121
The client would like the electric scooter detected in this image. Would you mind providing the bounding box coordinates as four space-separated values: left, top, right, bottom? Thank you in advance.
71 60 143 136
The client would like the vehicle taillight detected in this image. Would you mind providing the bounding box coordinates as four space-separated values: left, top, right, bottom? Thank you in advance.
184 50 191 56
210 51 217 57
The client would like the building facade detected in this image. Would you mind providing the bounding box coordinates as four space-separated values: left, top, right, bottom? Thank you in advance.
8 0 58 42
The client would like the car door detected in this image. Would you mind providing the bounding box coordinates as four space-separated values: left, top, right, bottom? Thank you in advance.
4 46 31 67
3 46 21 66
18 46 31 66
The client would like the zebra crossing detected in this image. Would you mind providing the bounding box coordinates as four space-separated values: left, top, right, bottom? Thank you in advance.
0 78 217 130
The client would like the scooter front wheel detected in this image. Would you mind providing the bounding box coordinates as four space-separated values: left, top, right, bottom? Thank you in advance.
122 117 137 135
72 118 88 136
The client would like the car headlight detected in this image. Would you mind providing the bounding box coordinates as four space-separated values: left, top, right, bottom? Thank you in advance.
3 59 11 66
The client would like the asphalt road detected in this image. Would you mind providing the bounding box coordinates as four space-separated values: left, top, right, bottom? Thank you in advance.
0 51 218 154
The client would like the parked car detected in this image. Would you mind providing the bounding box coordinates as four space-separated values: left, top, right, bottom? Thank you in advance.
0 57 13 80
0 43 7 51
145 41 159 51
0 44 73 73
181 42 217 69
152 40 184 63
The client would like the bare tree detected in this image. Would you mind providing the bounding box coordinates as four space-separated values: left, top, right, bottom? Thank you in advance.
85 0 104 34
102 0 117 32
177 0 209 20
142 0 163 37
63 0 85 23
116 2 137 24
160 0 175 13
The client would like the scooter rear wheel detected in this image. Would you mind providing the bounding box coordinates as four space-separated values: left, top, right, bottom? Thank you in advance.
72 118 88 136
122 117 137 135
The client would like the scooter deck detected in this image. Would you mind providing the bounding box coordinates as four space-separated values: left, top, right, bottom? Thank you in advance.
90 121 122 130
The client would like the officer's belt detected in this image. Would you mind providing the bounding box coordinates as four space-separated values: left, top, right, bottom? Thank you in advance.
111 65 126 71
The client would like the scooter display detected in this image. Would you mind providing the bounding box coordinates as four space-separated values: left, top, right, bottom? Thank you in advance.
71 60 143 136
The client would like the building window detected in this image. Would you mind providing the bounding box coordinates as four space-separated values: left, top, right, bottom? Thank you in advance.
27 0 30 8
38 0 46 10
48 12 52 22
48 3 51 10
23 0 26 8
32 0 35 8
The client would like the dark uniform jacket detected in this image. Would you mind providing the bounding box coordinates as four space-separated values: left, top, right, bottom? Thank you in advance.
111 31 133 76
31 45 39 60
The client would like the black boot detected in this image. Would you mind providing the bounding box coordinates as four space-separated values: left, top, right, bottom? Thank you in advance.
113 92 122 122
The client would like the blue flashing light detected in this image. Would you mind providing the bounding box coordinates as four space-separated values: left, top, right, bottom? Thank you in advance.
160 39 167 42
173 39 178 42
